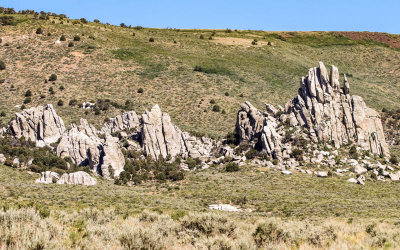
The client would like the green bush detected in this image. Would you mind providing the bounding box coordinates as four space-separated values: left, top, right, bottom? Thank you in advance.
390 155 399 165
245 148 259 160
24 90 32 97
60 35 66 41
253 222 289 247
94 19 100 23
137 88 143 93
49 74 57 81
36 27 43 34
212 105 220 112
69 99 78 106
68 42 74 47
0 61 5 70
57 100 63 106
225 162 239 172
80 18 88 24
149 37 154 42
73 35 80 41
23 97 31 104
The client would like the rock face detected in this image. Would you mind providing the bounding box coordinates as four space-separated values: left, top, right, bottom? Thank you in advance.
285 62 389 157
101 111 140 134
10 104 66 147
56 119 124 178
35 171 59 184
141 105 212 160
236 102 282 158
57 171 97 186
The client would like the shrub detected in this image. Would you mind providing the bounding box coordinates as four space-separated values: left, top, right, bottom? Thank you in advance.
94 19 100 23
181 213 236 237
149 37 154 42
225 162 239 172
0 61 5 70
36 27 43 34
210 99 215 104
73 35 80 41
57 100 63 106
40 94 46 99
199 35 204 39
251 39 258 45
137 88 143 93
349 145 358 159
390 154 399 165
245 148 259 160
59 85 64 90
225 131 239 145
60 35 66 41
68 42 74 47
186 157 201 170
49 74 57 81
23 97 31 104
120 23 126 28
69 99 78 106
25 90 32 97
224 92 229 96
80 18 88 23
225 28 232 33
253 222 289 247
0 111 5 117
212 105 220 112
0 16 16 26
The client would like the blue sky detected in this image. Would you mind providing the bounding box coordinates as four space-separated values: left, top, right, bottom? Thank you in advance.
2 0 400 33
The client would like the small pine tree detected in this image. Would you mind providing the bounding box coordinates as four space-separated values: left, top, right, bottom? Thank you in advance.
149 37 154 42
68 42 74 47
57 100 64 106
25 90 32 97
36 27 43 34
73 35 80 41
60 35 66 41
0 61 5 70
49 74 57 81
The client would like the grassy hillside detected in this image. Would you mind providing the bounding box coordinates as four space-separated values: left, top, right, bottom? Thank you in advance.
0 13 399 139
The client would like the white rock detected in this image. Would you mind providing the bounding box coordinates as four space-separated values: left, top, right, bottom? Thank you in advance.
317 171 328 177
57 171 97 186
209 204 240 212
281 170 292 175
347 178 357 183
35 171 59 184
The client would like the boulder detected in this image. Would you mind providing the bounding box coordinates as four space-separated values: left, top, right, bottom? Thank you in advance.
208 204 240 212
10 104 66 147
57 171 97 185
284 62 389 157
35 171 59 184
317 171 328 177
347 178 358 183
0 154 5 164
281 170 292 175
101 111 140 134
354 165 367 175
141 105 212 160
57 119 124 177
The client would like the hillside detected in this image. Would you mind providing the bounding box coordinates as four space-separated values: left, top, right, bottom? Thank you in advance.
0 13 400 139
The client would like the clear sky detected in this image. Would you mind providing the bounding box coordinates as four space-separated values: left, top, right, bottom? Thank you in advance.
2 0 400 34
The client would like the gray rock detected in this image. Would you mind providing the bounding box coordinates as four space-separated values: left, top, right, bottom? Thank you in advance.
57 171 97 186
347 178 358 183
35 171 59 184
281 170 292 175
354 165 367 175
101 111 140 134
284 62 389 157
10 104 66 147
0 154 5 164
317 171 328 177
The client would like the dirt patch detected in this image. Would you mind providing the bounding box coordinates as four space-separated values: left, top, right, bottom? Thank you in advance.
339 32 400 49
211 37 269 47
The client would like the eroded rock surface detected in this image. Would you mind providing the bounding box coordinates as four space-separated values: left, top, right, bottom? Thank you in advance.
285 62 389 157
35 171 59 184
10 104 65 147
141 105 212 160
57 171 97 185
101 111 140 134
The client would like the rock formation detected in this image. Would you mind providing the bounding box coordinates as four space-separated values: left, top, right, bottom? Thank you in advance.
10 104 65 147
56 118 125 178
56 171 97 185
35 171 59 184
285 62 389 157
101 111 140 134
141 105 212 160
236 102 283 158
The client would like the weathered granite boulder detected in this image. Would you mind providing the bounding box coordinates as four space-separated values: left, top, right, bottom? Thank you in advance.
56 119 124 178
101 134 125 178
285 62 389 157
0 154 6 164
101 111 140 134
10 104 66 147
57 171 97 185
235 102 282 158
35 171 59 184
236 101 264 142
141 105 212 160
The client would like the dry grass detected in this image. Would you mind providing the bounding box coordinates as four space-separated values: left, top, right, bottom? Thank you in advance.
0 15 399 139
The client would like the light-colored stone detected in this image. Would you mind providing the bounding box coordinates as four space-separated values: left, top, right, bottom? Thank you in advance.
57 171 97 185
35 171 59 184
10 104 66 147
317 171 328 177
0 154 5 164
209 204 240 212
101 111 140 134
347 178 357 183
285 62 389 157
281 170 292 175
